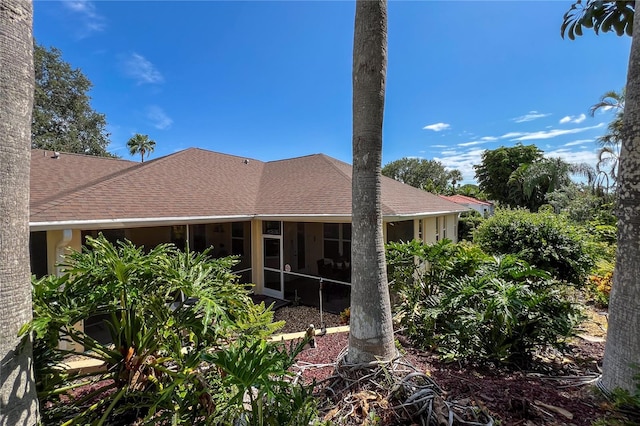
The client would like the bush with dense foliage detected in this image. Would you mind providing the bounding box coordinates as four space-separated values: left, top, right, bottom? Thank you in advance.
23 235 317 425
473 208 594 285
457 210 484 241
387 240 583 365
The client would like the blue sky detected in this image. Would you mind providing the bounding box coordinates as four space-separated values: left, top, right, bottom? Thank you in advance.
34 1 631 184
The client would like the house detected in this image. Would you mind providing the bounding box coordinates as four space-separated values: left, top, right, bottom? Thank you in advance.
439 194 494 217
30 148 468 312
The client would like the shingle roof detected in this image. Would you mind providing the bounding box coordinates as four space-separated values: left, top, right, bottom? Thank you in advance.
30 148 467 226
439 194 493 207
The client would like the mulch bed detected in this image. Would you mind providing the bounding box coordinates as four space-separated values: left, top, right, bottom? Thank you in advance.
293 331 616 425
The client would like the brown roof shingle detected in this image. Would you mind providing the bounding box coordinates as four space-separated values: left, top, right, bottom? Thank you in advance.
30 148 467 226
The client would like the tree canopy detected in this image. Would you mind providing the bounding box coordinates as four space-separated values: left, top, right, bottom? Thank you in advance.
32 43 113 156
382 157 462 194
473 143 543 207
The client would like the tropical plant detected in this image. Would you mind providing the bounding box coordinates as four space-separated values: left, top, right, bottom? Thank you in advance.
389 240 582 364
474 208 594 285
24 235 287 425
588 259 615 307
561 0 634 40
127 133 156 162
349 0 396 363
590 90 624 190
562 0 640 394
204 338 317 425
0 1 40 424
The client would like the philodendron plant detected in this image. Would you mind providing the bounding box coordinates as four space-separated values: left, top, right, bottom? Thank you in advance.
23 235 317 425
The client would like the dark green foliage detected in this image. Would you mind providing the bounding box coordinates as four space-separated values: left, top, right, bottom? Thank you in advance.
457 210 484 241
474 209 594 285
382 157 462 194
204 338 317 425
23 235 316 425
388 240 582 365
562 0 634 40
33 43 113 156
473 143 543 207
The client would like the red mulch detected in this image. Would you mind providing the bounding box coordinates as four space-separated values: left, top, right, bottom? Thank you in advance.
293 331 615 426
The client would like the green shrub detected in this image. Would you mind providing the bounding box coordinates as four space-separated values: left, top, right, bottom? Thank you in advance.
473 208 594 285
457 210 485 241
390 240 583 365
23 235 316 425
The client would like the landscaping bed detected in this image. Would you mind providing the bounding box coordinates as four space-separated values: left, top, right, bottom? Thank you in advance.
286 305 623 425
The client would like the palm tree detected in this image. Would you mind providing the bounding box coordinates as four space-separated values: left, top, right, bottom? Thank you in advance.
348 0 396 364
590 90 624 189
127 133 156 162
448 169 463 194
564 0 640 395
0 0 40 423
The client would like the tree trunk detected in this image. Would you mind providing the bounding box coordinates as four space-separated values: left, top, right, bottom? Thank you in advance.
601 0 640 395
348 0 395 364
0 0 39 423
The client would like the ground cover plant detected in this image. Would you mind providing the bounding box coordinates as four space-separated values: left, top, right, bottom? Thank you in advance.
23 235 317 425
387 239 583 364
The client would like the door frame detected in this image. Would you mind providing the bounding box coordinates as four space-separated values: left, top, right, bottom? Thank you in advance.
262 227 284 299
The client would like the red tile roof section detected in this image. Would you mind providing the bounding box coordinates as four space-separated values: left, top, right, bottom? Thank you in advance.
439 194 493 206
30 148 467 224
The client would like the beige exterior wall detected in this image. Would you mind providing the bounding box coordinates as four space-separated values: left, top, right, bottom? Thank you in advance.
46 229 82 276
45 229 83 352
251 219 264 293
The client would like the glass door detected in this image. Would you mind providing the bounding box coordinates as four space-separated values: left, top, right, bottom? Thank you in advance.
262 221 283 299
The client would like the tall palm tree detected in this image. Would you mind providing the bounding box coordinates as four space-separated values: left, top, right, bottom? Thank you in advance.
127 133 156 162
0 0 40 423
590 90 624 189
348 0 395 364
564 0 640 394
601 1 640 395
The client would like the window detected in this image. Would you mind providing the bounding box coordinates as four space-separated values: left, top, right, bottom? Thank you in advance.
442 217 447 240
231 222 245 255
435 217 440 241
263 221 281 235
323 223 351 260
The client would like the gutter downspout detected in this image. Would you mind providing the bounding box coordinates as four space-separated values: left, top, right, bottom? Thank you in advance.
55 229 73 277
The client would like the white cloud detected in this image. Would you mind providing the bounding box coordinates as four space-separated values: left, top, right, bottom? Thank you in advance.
147 106 173 129
123 53 164 85
480 136 498 142
422 122 450 132
564 139 593 147
544 148 598 171
62 1 106 35
512 111 551 123
441 149 458 155
510 123 604 141
457 140 488 147
434 147 486 184
431 144 448 148
499 131 527 139
559 113 586 124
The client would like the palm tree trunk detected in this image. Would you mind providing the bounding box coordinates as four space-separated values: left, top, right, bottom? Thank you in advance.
348 0 395 364
601 0 640 394
0 0 39 423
